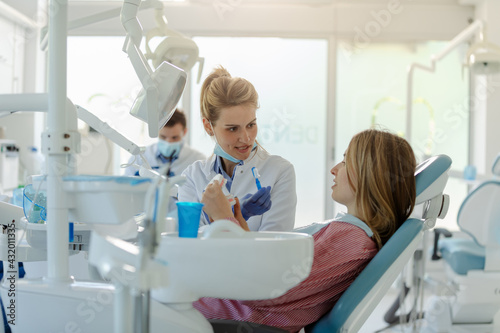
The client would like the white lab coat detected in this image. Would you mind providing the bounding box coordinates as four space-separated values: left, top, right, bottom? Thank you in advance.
178 147 297 231
123 142 206 176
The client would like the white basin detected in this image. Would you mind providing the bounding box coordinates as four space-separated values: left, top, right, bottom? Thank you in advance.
152 220 314 303
34 175 151 224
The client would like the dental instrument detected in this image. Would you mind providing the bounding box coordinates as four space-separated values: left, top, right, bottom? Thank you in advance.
251 167 262 190
206 174 236 206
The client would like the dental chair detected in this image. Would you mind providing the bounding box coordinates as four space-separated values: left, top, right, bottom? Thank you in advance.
210 154 452 333
426 155 500 332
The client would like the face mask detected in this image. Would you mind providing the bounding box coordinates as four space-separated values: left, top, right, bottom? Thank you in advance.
158 140 182 159
210 121 257 163
214 143 242 164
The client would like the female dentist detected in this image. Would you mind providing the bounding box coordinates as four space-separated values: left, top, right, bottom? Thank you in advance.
178 66 297 231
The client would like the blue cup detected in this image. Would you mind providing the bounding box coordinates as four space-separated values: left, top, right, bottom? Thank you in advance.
176 202 204 238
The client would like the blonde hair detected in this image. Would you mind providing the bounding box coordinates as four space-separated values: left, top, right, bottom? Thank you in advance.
345 129 416 249
200 66 259 124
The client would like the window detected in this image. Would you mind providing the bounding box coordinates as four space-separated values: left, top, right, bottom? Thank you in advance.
336 41 470 229
67 36 152 174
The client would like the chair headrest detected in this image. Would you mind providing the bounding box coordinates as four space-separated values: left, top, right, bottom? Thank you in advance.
458 180 500 248
492 153 500 176
415 155 452 205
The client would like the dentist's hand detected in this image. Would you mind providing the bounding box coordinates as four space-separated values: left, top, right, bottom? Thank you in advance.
240 186 272 220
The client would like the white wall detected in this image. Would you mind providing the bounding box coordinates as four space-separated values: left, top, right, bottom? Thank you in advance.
0 8 40 186
0 1 46 168
471 0 500 176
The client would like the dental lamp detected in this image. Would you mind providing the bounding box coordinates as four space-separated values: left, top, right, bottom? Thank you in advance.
40 0 202 139
121 0 187 139
405 20 500 142
144 7 205 82
127 3 205 138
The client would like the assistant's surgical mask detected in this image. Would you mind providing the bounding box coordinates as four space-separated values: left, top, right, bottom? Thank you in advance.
214 143 241 164
209 121 256 164
158 139 182 159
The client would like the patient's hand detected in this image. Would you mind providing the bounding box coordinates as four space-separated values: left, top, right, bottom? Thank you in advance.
201 181 234 221
233 197 250 231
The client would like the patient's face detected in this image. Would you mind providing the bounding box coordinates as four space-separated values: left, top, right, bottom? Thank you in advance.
330 155 356 213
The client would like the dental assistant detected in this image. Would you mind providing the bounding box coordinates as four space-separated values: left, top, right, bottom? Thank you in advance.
178 66 297 231
123 109 205 177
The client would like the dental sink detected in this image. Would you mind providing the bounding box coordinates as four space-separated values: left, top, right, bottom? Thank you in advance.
152 220 314 303
7 220 313 333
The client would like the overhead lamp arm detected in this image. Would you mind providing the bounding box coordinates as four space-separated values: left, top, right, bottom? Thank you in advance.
0 94 143 156
40 0 165 50
405 20 485 143
0 1 38 29
153 8 184 39
143 6 204 82
433 20 484 62
121 0 161 139
76 105 143 155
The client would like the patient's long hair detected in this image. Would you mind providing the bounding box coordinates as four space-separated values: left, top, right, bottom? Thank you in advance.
345 129 416 249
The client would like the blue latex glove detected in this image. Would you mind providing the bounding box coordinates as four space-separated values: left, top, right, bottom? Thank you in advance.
240 186 272 221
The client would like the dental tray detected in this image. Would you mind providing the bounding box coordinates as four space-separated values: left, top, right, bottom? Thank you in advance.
33 175 151 225
20 217 91 251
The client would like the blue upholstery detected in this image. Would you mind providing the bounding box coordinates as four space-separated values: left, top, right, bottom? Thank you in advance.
439 238 485 275
415 155 452 198
456 180 500 246
492 153 500 176
306 219 424 333
437 180 500 275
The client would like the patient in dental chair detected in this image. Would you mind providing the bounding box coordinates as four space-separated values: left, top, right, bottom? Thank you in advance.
196 129 417 333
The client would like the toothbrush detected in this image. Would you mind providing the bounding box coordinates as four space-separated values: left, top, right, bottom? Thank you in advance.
251 167 262 190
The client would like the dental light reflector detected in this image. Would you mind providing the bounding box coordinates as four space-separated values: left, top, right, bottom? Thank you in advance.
466 40 500 74
130 61 187 138
150 36 200 71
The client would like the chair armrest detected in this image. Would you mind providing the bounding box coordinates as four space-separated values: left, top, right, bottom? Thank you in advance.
431 228 453 260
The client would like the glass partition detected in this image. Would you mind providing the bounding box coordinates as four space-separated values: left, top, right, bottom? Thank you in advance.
336 41 470 229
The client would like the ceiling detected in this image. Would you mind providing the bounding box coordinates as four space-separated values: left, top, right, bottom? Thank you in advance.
1 0 468 19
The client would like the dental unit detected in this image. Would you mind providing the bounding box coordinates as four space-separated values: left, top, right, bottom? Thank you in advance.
0 2 488 333
0 1 314 332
